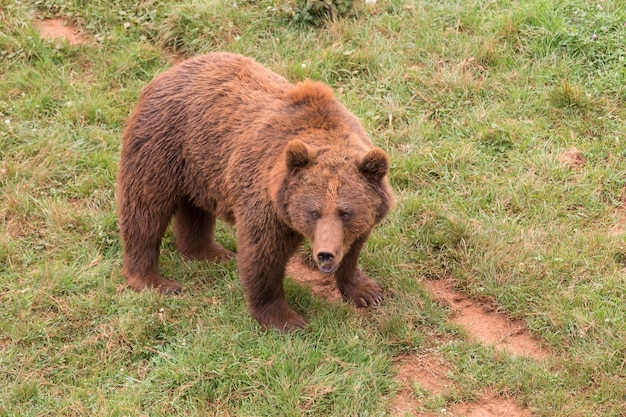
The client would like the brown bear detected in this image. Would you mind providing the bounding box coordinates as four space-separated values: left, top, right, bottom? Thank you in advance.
117 52 394 331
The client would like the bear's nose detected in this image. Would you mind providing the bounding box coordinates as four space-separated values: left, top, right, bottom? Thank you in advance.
317 252 334 264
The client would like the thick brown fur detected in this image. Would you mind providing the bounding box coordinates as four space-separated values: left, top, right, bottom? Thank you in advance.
117 53 394 331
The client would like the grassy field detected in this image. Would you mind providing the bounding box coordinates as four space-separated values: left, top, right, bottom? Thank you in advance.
1 0 625 415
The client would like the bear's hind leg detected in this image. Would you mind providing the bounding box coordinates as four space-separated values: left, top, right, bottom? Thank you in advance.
174 200 235 262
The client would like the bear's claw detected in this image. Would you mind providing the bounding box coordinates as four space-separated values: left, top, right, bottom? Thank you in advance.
352 291 383 307
158 280 183 295
341 274 384 307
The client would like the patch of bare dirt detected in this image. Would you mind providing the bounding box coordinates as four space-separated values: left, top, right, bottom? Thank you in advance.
449 391 533 417
395 352 455 395
34 18 85 45
558 147 586 169
0 337 9 349
423 279 548 359
286 256 343 303
391 393 439 417
392 384 532 417
391 352 455 416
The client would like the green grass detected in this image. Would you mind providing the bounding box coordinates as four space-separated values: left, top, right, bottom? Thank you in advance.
1 0 626 415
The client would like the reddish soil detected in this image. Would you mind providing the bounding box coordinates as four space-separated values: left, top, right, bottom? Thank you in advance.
449 391 533 417
285 260 545 414
390 391 438 417
391 352 533 416
389 277 543 414
423 279 548 359
286 256 343 303
558 147 586 169
34 18 85 45
395 352 454 395
391 352 453 416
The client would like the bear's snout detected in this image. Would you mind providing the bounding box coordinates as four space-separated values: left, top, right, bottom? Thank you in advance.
316 251 336 274
317 252 334 264
312 218 344 274
315 250 339 274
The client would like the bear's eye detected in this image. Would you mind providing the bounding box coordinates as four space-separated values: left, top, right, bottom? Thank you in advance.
310 210 321 220
339 210 352 222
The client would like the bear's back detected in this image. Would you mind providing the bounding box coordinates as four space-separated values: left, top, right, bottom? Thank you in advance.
135 53 292 135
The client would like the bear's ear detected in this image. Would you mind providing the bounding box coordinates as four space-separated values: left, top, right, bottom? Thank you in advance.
359 148 389 181
285 139 313 171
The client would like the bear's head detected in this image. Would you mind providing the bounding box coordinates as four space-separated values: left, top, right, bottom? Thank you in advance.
271 139 393 274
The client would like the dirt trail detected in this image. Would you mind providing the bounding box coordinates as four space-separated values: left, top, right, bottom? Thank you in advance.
285 258 541 415
391 352 453 416
285 256 544 414
34 18 85 45
391 352 533 417
288 258 547 360
448 391 533 417
392 362 535 417
395 352 454 396
390 277 548 416
423 279 548 359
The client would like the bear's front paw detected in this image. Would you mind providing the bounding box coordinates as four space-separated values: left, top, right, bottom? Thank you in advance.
340 274 383 307
253 301 307 332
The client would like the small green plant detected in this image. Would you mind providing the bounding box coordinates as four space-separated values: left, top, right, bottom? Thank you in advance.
280 0 354 25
